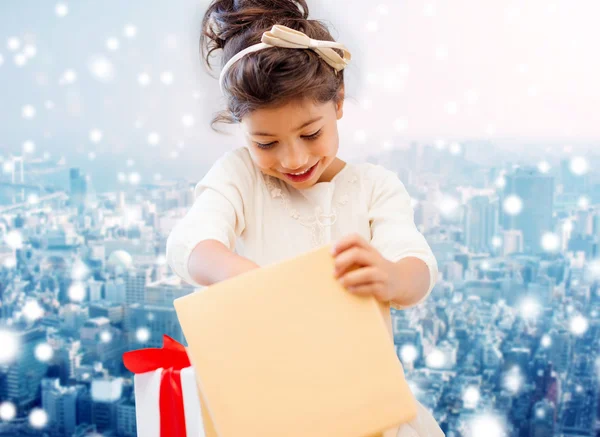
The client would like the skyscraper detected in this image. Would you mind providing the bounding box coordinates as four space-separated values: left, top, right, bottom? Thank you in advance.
125 267 152 305
464 194 500 253
501 167 554 254
69 168 88 211
41 378 82 436
2 326 48 409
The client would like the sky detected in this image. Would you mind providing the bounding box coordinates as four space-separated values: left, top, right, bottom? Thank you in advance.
0 0 599 184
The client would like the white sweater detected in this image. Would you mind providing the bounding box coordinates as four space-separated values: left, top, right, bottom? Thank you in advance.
166 146 438 310
165 146 444 436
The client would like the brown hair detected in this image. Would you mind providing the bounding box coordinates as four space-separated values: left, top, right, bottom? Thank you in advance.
200 0 346 132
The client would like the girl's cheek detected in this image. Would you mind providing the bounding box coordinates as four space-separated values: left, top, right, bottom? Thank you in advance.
257 154 277 170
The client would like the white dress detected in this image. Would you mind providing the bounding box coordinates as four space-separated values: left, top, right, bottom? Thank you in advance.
166 146 445 437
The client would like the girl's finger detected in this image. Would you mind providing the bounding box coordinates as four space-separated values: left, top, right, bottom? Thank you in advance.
338 266 386 288
331 232 369 255
333 247 373 276
351 282 388 301
346 282 385 297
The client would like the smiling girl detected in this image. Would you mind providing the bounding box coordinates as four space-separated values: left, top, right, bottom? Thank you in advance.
166 0 443 435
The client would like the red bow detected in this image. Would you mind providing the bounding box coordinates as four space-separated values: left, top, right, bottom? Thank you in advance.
123 335 192 437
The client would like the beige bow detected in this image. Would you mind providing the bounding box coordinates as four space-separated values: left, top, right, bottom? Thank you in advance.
261 25 351 71
219 24 352 94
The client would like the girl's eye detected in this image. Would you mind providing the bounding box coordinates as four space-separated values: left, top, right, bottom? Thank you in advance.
254 129 322 150
255 141 276 150
303 129 322 141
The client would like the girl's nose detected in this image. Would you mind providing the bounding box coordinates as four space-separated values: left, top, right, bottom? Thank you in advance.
281 159 310 172
280 145 309 171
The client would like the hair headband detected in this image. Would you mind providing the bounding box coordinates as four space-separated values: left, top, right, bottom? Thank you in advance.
218 24 352 95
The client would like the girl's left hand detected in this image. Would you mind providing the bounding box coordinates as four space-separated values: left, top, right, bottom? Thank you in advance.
331 233 396 304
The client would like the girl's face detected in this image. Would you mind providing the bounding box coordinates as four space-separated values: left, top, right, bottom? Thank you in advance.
240 93 344 189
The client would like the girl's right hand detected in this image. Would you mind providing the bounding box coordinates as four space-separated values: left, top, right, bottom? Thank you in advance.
188 239 259 286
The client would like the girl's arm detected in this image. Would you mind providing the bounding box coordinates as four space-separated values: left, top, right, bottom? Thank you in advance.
187 239 260 286
367 165 439 310
166 148 256 288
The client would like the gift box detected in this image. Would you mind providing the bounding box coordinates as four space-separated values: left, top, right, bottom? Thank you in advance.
174 244 418 437
123 335 209 437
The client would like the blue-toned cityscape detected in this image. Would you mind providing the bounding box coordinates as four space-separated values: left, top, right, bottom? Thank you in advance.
2 0 600 435
1 141 599 436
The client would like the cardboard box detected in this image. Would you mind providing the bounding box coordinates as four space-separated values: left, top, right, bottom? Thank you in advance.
174 244 417 437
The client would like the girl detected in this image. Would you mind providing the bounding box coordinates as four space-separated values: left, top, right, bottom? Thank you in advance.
166 0 444 435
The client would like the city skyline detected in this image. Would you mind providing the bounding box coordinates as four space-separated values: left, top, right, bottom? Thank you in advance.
1 140 599 435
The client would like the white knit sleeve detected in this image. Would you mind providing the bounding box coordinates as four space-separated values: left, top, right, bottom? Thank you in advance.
166 148 254 287
366 165 439 310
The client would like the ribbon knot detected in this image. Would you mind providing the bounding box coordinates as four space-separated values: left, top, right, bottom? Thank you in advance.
219 24 352 94
261 25 351 71
123 334 190 374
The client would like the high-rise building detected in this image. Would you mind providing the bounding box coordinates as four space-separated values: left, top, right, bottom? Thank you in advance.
548 328 572 374
69 168 88 211
55 341 83 384
116 395 137 437
501 167 554 254
464 195 500 253
76 387 93 426
125 267 153 305
2 326 48 409
41 378 83 436
105 278 126 303
91 384 121 432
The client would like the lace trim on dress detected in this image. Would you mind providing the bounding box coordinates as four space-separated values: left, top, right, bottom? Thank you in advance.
264 172 359 247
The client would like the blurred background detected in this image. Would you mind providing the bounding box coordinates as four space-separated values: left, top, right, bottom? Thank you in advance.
1 0 599 436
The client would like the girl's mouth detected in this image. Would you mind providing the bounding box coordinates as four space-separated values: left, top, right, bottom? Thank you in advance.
283 161 318 182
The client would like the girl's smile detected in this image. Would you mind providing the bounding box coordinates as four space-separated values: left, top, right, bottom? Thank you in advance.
281 160 320 182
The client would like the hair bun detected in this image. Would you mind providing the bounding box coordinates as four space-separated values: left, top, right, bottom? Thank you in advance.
201 0 309 69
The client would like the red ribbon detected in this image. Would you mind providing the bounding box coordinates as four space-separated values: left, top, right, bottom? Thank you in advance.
123 335 192 437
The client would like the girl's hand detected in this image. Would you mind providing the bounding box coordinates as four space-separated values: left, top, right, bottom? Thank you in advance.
331 233 396 304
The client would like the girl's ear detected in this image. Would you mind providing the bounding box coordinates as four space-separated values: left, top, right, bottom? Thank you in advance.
335 85 345 120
